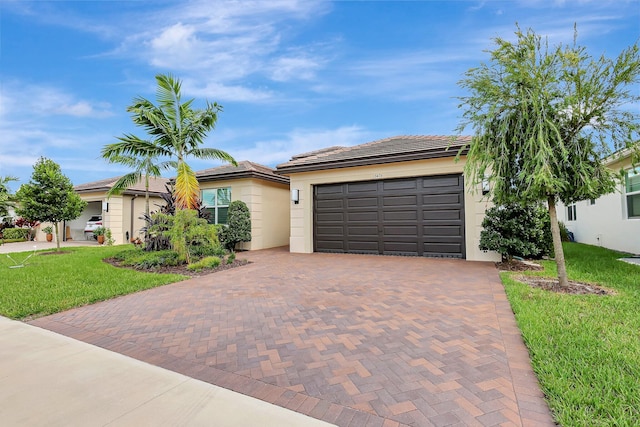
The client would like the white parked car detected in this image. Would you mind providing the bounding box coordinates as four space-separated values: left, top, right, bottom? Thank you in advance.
84 215 102 239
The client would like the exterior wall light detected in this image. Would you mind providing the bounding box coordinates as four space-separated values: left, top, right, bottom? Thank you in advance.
482 178 490 195
291 189 300 204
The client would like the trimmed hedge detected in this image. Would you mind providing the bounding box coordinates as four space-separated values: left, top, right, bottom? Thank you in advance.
2 228 30 240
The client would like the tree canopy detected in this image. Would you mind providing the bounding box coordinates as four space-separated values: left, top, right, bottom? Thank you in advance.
457 26 640 287
0 175 18 218
102 74 236 210
15 157 86 250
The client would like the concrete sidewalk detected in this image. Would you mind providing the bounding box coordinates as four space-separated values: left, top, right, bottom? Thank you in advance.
0 317 333 427
0 240 99 254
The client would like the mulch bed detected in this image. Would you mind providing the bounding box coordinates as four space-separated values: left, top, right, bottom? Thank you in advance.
104 258 251 277
496 259 544 272
514 275 614 295
497 258 614 296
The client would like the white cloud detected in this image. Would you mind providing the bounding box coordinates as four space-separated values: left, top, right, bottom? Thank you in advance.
1 81 113 118
270 56 324 82
109 0 332 102
181 80 274 103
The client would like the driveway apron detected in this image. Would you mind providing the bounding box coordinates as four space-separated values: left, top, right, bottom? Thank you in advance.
31 248 554 427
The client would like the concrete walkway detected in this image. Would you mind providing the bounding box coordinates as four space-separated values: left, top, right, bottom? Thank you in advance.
0 239 99 254
0 316 333 426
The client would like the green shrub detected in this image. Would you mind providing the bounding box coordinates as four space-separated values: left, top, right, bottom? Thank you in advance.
1 238 27 244
112 248 142 261
187 256 221 271
141 212 173 251
226 251 236 264
104 228 115 246
166 210 222 263
219 200 251 251
3 228 30 240
479 202 552 261
116 249 181 269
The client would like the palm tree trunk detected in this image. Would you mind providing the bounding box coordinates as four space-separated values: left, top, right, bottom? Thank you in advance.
548 196 569 288
145 174 150 218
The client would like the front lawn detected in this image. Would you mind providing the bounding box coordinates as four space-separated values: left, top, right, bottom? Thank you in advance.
0 246 186 319
503 243 639 426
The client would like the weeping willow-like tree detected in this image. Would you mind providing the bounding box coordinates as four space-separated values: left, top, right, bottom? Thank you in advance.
457 26 640 288
102 74 236 210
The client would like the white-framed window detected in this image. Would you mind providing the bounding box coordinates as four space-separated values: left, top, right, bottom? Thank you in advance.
567 204 577 221
201 187 231 224
625 167 640 219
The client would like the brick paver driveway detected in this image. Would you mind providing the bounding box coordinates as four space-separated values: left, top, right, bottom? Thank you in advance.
31 248 554 427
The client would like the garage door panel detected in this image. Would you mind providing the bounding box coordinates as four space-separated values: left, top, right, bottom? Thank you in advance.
384 225 418 235
316 199 344 209
384 210 417 221
316 240 345 250
347 182 378 193
423 210 461 220
348 211 378 222
316 184 344 195
382 195 417 207
316 212 344 222
422 194 461 205
316 226 344 236
383 179 418 191
348 225 379 235
315 174 465 258
422 176 462 188
383 242 419 254
424 243 463 255
347 241 379 252
347 197 377 208
424 225 462 236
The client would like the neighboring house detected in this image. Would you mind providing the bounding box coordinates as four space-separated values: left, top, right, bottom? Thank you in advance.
276 135 500 262
69 176 170 244
559 149 639 255
195 161 290 250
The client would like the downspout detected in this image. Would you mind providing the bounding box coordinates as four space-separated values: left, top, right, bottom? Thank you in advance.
130 194 138 242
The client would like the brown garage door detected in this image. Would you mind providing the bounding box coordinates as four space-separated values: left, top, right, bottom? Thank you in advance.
314 174 465 258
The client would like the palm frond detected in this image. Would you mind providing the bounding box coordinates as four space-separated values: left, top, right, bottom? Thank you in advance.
187 148 237 165
102 137 171 159
174 161 200 210
107 172 142 196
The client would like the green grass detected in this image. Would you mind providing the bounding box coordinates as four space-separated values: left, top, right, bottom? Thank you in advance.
0 246 187 319
502 243 640 426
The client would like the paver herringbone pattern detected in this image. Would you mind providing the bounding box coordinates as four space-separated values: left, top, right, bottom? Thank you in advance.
31 248 554 427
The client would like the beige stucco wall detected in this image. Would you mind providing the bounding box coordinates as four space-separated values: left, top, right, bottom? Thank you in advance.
199 178 290 250
285 157 500 262
559 156 640 255
121 195 164 243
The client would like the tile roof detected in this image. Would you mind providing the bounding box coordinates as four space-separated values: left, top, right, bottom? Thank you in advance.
276 135 471 173
74 176 170 195
195 160 289 185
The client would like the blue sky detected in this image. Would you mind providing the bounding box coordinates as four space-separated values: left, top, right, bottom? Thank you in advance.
1 0 639 190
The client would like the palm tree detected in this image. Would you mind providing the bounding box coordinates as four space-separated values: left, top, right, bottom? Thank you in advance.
0 175 18 218
104 153 173 218
102 74 236 210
